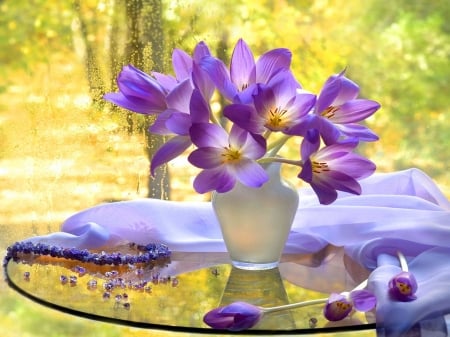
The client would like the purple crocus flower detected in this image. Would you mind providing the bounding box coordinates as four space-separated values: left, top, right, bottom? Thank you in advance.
152 41 214 100
200 38 292 104
388 271 418 301
313 71 380 144
323 290 376 321
188 124 268 193
298 130 376 204
104 64 167 114
203 301 263 331
149 88 210 175
224 72 316 134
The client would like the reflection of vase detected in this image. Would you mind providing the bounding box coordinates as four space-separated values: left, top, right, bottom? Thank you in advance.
220 266 296 329
212 162 299 270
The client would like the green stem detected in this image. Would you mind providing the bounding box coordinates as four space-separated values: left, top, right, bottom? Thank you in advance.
258 156 303 167
260 298 328 314
259 278 370 314
266 134 291 157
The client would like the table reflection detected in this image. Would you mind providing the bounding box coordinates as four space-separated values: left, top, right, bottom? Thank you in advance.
4 245 375 334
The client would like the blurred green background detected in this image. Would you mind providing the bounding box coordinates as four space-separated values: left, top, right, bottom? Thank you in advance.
0 0 448 336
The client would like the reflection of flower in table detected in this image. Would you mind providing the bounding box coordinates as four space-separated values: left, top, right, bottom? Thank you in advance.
104 38 380 204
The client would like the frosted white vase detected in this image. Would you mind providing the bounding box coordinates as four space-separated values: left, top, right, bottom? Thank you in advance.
212 162 299 270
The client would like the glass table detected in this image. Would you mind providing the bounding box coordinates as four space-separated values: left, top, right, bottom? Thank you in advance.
3 244 377 335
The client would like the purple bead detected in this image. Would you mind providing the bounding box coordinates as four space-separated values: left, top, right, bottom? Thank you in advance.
87 279 97 290
60 275 68 285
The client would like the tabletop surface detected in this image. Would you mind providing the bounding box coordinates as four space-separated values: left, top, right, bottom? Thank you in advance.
4 245 376 334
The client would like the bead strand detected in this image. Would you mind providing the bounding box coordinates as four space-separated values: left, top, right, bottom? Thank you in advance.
3 241 171 269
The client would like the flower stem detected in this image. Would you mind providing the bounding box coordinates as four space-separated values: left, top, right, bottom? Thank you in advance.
266 134 291 156
258 156 302 167
397 251 408 272
260 298 328 314
353 279 369 291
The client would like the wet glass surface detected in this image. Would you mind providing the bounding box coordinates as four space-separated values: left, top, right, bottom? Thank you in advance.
4 246 376 334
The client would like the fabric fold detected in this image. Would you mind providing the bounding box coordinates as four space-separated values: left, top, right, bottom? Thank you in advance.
9 167 450 335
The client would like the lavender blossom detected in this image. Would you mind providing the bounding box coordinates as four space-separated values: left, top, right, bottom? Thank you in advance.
313 70 380 144
388 272 418 302
104 65 167 114
203 301 263 331
188 124 268 193
200 38 292 104
323 290 377 321
298 130 376 204
224 72 316 134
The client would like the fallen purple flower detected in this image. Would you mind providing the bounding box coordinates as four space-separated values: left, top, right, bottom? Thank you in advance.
203 301 263 331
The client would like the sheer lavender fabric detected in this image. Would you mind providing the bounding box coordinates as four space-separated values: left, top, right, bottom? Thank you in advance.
21 168 450 334
25 168 449 255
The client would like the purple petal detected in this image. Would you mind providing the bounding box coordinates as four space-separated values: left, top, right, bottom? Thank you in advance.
203 308 235 330
316 117 342 145
149 109 174 134
323 293 353 321
189 89 211 124
188 147 225 169
227 126 266 159
200 56 238 101
231 159 269 188
172 48 192 81
256 48 292 84
316 75 342 115
332 99 381 123
150 136 192 175
166 78 193 112
388 272 418 301
310 180 339 205
165 112 191 135
330 154 376 180
192 41 212 63
300 129 321 159
203 302 262 331
113 65 167 112
223 104 264 134
103 92 161 115
316 170 362 195
151 72 177 92
117 65 164 99
289 92 317 118
333 75 359 105
230 39 256 92
193 167 236 193
189 123 228 148
337 123 379 142
350 290 377 312
192 63 215 101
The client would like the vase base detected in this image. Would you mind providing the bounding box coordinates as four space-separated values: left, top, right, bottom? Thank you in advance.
231 260 279 270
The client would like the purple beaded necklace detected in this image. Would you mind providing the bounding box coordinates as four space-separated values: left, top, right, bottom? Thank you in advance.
3 241 171 269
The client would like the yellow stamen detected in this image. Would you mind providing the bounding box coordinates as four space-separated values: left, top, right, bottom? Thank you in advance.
240 83 249 91
322 106 339 119
266 106 288 129
221 147 242 164
396 281 412 295
312 161 330 174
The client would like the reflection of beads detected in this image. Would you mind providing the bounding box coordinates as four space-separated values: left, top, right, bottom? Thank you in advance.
3 241 171 268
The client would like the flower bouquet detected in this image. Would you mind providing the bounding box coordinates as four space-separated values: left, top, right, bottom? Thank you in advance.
104 38 381 269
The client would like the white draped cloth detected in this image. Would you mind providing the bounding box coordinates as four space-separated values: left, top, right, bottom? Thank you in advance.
23 168 450 336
